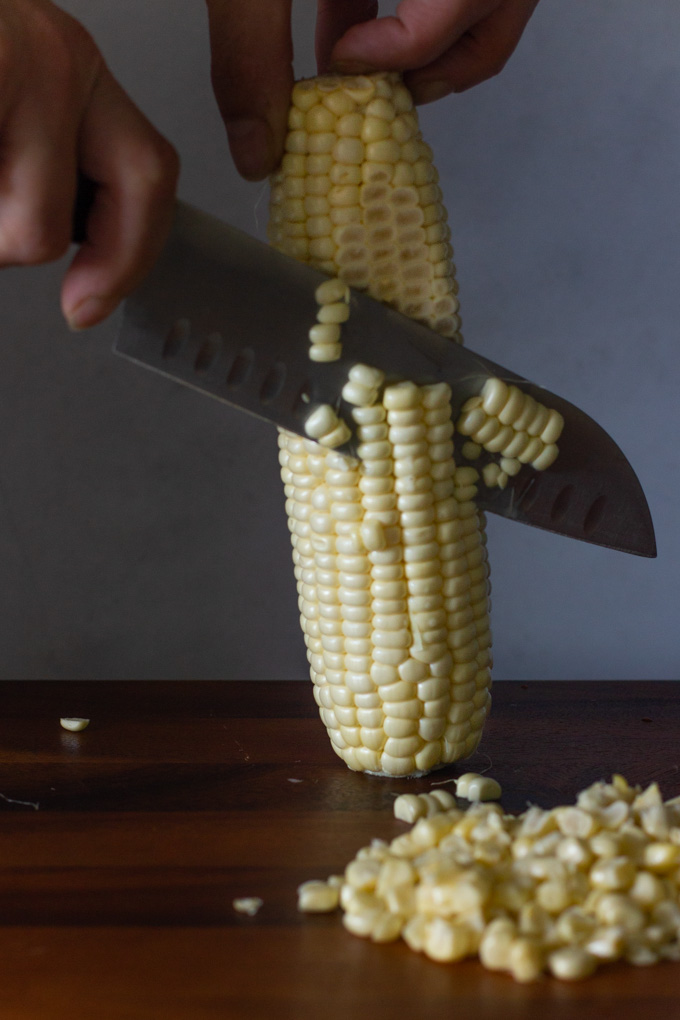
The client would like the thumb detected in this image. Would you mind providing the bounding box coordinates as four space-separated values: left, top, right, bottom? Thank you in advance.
205 0 294 181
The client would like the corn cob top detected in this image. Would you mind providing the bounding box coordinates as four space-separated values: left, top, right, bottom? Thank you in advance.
268 72 462 342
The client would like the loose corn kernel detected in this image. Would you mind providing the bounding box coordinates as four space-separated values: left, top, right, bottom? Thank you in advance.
232 897 263 916
393 788 458 823
309 342 343 363
508 936 545 983
589 856 637 891
629 871 667 907
394 794 426 823
318 421 352 448
308 322 341 345
548 946 597 981
60 717 90 732
594 893 645 931
423 918 472 962
585 925 627 961
553 906 596 944
304 404 341 440
297 880 340 912
479 918 516 970
555 807 599 840
456 772 502 801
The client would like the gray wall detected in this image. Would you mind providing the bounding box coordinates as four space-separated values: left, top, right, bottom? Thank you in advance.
0 0 677 679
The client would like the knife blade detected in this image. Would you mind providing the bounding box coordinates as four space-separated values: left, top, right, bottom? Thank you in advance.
113 202 656 558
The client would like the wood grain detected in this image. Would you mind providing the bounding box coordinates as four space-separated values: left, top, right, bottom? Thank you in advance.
0 680 678 1019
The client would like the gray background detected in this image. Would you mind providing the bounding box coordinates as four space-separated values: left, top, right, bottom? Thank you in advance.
0 0 677 680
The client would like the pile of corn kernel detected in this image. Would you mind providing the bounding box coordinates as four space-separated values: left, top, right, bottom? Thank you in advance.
298 775 680 981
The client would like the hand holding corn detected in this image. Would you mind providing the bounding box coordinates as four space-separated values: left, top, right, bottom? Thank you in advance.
206 0 541 180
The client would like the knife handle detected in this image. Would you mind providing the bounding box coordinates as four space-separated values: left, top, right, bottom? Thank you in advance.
71 173 97 244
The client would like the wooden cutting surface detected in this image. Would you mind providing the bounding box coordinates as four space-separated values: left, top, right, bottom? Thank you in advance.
0 680 678 1020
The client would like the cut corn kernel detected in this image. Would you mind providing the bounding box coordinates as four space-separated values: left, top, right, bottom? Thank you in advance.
456 772 502 801
60 717 90 732
297 880 340 912
393 788 457 823
456 378 564 484
232 897 263 916
304 404 341 440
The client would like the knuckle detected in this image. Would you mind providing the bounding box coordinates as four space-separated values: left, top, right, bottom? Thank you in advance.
22 231 69 265
134 135 180 196
0 215 69 266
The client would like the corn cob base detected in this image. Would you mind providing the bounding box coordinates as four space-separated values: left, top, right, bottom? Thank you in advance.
270 73 492 777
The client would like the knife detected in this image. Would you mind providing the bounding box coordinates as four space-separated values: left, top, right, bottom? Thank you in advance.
112 201 656 559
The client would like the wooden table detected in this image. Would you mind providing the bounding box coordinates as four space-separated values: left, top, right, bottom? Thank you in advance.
0 681 678 1019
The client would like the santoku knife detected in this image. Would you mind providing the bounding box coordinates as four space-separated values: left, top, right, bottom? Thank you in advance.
113 202 656 559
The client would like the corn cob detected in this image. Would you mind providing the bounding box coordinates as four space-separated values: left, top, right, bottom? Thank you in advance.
269 73 491 776
298 776 680 982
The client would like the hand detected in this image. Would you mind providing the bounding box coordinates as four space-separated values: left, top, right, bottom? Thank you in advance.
0 0 179 328
320 0 541 101
205 0 539 182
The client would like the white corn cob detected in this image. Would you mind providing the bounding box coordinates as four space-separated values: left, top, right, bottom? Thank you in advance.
269 73 491 776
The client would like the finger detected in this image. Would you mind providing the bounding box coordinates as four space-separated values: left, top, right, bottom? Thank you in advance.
0 70 79 266
406 0 540 99
0 130 78 268
61 66 179 330
315 0 378 73
205 0 293 181
330 0 500 72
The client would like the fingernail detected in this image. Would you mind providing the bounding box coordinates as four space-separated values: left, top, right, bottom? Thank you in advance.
411 80 451 105
226 118 273 181
66 295 117 331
